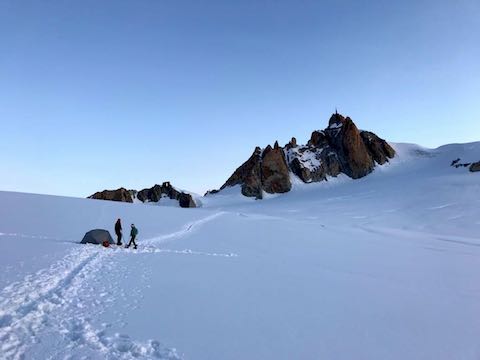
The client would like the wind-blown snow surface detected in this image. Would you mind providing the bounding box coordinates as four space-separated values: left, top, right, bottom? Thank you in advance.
1 142 480 359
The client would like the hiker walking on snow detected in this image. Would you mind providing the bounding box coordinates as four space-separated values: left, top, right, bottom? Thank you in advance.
115 218 123 246
126 224 138 249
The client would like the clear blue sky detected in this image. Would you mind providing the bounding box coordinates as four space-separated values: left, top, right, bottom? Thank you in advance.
1 0 479 197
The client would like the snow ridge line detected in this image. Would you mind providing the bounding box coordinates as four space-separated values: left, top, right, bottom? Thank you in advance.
116 247 238 258
0 246 103 360
144 211 226 245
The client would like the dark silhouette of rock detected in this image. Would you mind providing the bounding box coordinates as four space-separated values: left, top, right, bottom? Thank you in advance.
453 160 473 169
261 144 291 194
219 112 395 198
221 144 291 198
451 158 461 166
307 131 328 148
360 131 396 165
137 184 165 203
221 147 263 198
137 182 179 203
289 156 314 182
89 182 196 208
324 113 374 179
287 146 342 183
178 192 196 208
137 182 196 208
88 188 133 203
470 162 480 172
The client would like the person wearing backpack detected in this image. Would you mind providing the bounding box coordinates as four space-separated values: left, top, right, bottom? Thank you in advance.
126 224 138 249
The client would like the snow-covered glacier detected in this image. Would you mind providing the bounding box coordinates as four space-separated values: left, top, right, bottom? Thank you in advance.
1 142 480 360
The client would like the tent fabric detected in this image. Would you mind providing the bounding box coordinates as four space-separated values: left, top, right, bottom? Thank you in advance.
81 229 114 245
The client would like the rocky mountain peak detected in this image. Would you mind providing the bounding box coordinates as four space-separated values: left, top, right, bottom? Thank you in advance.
220 113 395 198
328 112 347 127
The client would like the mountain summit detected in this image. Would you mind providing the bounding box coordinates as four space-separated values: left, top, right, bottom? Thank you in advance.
219 113 395 199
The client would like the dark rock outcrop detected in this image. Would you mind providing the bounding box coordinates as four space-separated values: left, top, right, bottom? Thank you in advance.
287 146 341 183
360 131 396 166
451 158 473 169
219 112 395 198
137 182 196 208
221 146 263 198
325 113 374 179
137 182 177 203
470 162 480 172
178 192 196 208
89 182 196 208
307 130 328 148
261 144 292 194
451 158 461 167
285 138 298 152
89 188 133 203
220 144 291 199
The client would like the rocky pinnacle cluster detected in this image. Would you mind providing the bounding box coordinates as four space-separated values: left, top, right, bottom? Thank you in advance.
220 113 395 199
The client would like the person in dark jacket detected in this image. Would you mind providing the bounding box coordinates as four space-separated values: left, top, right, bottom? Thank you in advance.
126 224 138 249
115 218 123 246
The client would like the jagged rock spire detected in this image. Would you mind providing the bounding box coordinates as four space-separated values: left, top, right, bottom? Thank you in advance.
219 112 395 198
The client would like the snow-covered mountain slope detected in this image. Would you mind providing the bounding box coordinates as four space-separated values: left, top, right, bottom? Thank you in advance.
0 142 479 360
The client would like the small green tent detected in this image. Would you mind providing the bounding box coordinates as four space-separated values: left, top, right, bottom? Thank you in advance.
80 229 114 245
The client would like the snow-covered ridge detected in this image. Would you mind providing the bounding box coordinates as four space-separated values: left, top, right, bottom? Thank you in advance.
284 145 324 176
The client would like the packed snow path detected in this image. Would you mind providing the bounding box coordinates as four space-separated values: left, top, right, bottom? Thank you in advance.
0 212 228 360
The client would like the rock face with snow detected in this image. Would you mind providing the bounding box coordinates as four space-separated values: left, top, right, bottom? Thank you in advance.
220 146 263 198
89 182 196 208
89 188 133 203
220 143 291 199
220 113 395 198
137 182 197 208
470 161 480 172
325 113 376 179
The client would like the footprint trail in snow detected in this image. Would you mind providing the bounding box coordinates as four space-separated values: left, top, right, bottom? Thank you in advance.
0 212 230 359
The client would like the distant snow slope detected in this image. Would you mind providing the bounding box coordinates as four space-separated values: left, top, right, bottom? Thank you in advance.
0 142 479 360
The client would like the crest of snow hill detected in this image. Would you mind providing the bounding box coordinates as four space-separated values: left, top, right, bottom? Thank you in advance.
88 182 196 208
219 113 396 199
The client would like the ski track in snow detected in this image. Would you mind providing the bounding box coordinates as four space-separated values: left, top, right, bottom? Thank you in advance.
143 211 226 245
114 247 238 258
0 212 230 360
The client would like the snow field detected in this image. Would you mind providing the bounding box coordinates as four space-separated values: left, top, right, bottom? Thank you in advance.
0 141 479 359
